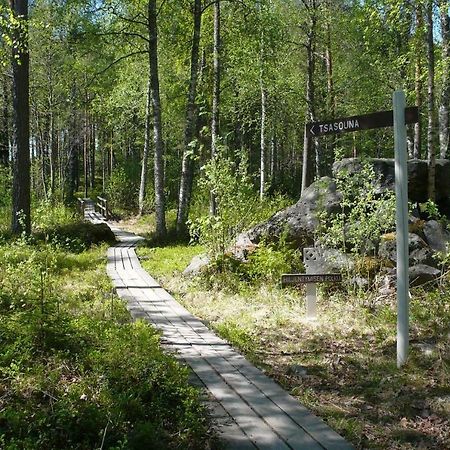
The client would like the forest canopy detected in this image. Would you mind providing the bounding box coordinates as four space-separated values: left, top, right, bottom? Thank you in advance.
0 0 449 235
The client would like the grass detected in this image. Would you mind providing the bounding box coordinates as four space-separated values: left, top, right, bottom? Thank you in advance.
0 203 215 450
138 242 450 450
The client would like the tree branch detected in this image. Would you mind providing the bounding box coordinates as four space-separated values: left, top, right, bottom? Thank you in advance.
95 50 148 78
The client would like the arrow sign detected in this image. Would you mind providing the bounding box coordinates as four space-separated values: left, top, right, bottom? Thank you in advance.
306 106 418 137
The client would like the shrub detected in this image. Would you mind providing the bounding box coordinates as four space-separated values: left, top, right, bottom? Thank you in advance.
190 151 289 260
317 160 396 256
106 168 139 212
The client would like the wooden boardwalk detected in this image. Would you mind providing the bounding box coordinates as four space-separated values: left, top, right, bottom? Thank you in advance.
83 201 353 450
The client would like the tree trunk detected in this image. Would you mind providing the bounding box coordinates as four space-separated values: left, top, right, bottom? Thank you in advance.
138 74 152 215
325 13 335 118
0 77 9 166
426 0 436 201
259 2 267 200
301 1 317 193
414 48 422 159
439 0 450 158
414 4 424 159
10 0 31 235
49 110 55 196
90 121 95 189
210 0 220 216
83 115 88 198
148 0 167 238
176 0 202 235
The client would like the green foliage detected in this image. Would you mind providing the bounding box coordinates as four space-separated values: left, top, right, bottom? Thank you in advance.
105 168 139 212
317 161 396 255
420 199 447 225
0 208 212 449
190 151 289 259
138 243 205 279
0 166 11 208
246 235 303 284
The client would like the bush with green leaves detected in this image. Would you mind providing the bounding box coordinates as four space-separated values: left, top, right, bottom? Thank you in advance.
106 167 139 212
317 160 396 255
0 208 213 449
0 166 11 208
246 234 303 283
190 151 289 259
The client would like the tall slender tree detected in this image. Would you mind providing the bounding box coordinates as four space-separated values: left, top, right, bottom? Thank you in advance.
210 0 220 216
301 0 318 193
259 2 267 200
439 0 449 158
177 0 202 235
426 0 436 200
414 3 424 159
138 75 151 215
10 0 31 234
148 0 167 238
0 77 9 166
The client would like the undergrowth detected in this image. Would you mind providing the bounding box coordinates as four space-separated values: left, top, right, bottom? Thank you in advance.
141 241 450 449
0 203 213 449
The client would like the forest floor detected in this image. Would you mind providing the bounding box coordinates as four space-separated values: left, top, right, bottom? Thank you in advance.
116 214 450 450
0 208 215 450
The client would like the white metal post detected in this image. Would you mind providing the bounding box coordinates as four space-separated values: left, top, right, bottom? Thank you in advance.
393 90 409 368
306 283 317 319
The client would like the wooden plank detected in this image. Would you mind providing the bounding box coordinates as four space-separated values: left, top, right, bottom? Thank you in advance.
182 348 291 450
193 345 323 450
218 350 353 450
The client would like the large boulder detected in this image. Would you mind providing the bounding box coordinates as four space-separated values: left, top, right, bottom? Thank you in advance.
409 264 441 287
423 220 450 255
332 158 450 205
378 233 437 267
242 177 342 247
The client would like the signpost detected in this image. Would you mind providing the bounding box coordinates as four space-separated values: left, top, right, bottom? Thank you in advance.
281 248 342 319
281 274 342 285
393 91 409 368
296 95 417 366
306 106 418 138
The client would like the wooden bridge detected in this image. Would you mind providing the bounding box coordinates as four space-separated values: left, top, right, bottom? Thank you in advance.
80 199 353 450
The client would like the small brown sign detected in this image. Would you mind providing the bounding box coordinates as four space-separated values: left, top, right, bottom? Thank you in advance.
281 273 342 286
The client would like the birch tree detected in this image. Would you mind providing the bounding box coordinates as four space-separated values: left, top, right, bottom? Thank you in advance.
148 0 167 238
439 0 449 158
176 0 202 235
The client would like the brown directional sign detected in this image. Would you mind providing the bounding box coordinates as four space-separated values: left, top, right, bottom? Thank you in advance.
306 106 419 137
281 273 342 287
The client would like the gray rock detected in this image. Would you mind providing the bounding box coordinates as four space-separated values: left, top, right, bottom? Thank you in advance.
287 364 308 378
321 248 355 272
409 264 441 287
332 158 450 205
414 342 437 356
247 177 342 246
423 220 450 254
376 274 396 296
435 159 450 204
378 233 436 267
183 254 210 277
348 276 369 289
230 232 258 261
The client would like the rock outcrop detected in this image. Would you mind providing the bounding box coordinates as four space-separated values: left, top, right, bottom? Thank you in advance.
240 176 342 247
333 158 450 213
186 158 450 286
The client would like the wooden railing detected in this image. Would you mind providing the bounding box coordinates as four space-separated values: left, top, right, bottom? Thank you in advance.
77 198 86 216
96 196 109 220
